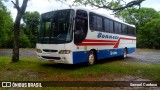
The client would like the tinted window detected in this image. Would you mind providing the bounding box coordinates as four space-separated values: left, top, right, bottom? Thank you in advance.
110 20 114 33
90 13 97 30
123 24 128 34
122 24 125 34
38 9 74 44
97 16 103 31
104 18 110 32
118 23 122 34
76 10 87 17
74 10 88 44
128 26 136 36
114 22 119 33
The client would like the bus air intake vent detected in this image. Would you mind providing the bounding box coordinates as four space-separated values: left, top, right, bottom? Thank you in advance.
43 49 58 53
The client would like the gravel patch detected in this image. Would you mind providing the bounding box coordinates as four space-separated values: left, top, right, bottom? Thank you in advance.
0 49 36 57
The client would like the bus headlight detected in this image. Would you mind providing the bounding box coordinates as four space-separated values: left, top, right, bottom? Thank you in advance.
36 49 42 53
59 50 71 54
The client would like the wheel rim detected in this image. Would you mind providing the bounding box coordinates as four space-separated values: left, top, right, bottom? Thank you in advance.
89 52 95 65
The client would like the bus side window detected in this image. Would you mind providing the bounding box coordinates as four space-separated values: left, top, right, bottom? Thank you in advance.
104 18 110 32
123 25 128 35
109 20 114 33
114 22 119 34
118 23 122 34
129 26 136 36
89 13 97 30
128 26 133 36
96 16 103 31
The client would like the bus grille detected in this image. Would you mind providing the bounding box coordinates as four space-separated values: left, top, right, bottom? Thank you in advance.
43 49 58 53
42 56 60 60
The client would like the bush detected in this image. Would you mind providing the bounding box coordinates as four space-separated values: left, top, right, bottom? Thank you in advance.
20 33 31 48
138 18 160 49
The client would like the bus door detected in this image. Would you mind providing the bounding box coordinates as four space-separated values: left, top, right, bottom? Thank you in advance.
74 10 88 45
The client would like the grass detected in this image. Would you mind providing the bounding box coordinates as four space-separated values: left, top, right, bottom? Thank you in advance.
0 56 160 81
1 56 160 90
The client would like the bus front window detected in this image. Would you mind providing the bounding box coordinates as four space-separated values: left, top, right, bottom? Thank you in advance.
37 9 74 44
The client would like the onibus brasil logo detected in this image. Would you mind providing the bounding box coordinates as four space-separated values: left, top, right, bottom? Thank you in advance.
2 82 42 87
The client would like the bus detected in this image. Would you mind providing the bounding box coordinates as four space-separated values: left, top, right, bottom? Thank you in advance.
36 7 136 65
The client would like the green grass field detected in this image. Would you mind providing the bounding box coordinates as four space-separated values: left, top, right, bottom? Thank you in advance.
1 56 160 90
0 56 160 81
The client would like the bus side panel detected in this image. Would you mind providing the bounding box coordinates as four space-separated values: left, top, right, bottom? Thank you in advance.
97 49 110 60
97 48 124 60
127 47 136 54
73 51 89 64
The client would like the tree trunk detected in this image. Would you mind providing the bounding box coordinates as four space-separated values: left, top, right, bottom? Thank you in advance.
12 0 29 62
12 12 21 62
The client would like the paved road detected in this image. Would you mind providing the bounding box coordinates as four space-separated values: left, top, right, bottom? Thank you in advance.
127 49 160 64
0 49 36 57
0 49 160 64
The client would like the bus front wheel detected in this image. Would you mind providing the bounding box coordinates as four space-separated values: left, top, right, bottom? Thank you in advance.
88 50 96 65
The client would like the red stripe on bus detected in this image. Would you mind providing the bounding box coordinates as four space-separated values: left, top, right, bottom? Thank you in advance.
77 43 115 46
76 38 136 46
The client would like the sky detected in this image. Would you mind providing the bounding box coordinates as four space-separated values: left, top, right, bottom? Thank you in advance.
3 0 160 20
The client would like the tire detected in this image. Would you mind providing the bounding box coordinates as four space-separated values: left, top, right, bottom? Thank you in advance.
88 50 96 65
123 48 127 59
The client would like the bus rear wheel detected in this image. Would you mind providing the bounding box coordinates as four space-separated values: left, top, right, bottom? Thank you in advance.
88 50 96 65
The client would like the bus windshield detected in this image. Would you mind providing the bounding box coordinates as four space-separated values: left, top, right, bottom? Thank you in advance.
37 9 74 44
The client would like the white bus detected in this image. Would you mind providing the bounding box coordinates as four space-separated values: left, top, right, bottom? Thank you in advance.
36 8 136 65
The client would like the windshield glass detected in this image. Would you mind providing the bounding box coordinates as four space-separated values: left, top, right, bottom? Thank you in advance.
37 9 74 44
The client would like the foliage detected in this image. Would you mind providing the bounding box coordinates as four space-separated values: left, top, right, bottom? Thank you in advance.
0 2 39 48
74 0 145 12
138 18 160 49
19 31 31 48
116 8 160 29
22 11 40 47
115 7 160 48
0 1 13 48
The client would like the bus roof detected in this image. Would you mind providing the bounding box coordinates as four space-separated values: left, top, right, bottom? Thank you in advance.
41 7 135 28
72 7 135 27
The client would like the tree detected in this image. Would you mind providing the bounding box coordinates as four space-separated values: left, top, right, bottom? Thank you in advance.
11 0 29 62
115 8 160 29
0 1 13 48
114 7 160 48
74 0 145 13
22 11 40 47
138 18 160 49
